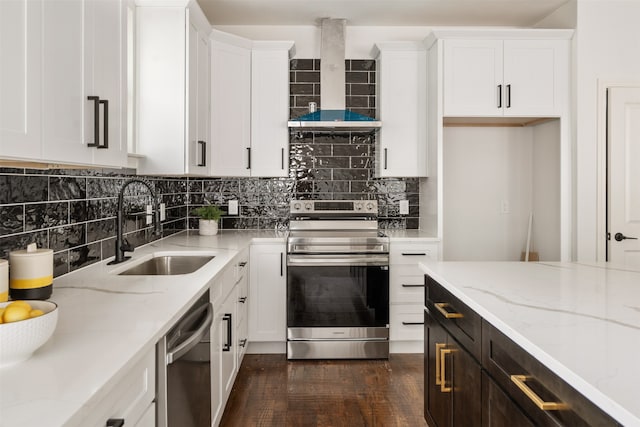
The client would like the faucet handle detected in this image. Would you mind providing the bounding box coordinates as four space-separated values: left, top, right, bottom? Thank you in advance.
121 238 134 253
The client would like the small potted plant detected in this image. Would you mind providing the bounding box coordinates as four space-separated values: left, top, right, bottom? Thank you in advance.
192 204 223 236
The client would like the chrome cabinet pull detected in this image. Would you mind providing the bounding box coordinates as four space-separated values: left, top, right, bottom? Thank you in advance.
434 302 464 319
280 252 284 276
281 147 285 169
246 147 251 169
511 375 568 411
384 148 388 169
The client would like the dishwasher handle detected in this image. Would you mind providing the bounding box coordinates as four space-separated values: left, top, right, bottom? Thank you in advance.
166 302 213 365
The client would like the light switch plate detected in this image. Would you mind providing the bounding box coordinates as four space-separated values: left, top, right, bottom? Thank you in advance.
146 204 153 225
160 203 166 221
399 200 409 215
228 200 239 215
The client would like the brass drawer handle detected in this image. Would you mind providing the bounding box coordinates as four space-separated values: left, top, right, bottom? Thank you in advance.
435 343 446 385
434 302 464 319
510 375 568 411
440 348 453 393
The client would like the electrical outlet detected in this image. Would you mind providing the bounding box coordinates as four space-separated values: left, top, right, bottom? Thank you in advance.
160 203 166 221
399 200 409 215
501 200 510 214
228 200 239 215
146 204 153 225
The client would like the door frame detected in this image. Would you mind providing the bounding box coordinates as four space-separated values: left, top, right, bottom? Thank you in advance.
596 80 640 262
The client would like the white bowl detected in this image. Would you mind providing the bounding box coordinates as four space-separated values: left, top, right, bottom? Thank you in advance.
0 300 58 367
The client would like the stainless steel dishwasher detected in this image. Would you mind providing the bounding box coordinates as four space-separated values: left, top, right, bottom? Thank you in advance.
157 290 213 427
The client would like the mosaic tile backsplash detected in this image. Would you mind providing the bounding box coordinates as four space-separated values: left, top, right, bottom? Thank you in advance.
0 58 419 279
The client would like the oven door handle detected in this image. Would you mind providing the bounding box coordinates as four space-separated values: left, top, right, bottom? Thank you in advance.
287 254 389 267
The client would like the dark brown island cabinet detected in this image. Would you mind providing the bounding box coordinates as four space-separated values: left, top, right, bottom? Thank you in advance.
423 275 622 427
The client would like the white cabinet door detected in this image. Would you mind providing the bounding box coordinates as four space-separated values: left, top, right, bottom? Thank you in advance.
249 243 286 342
374 43 427 177
503 39 567 117
41 0 91 165
210 35 251 177
136 3 211 175
0 0 42 160
186 17 210 175
250 43 292 177
443 39 503 117
89 0 127 167
443 38 568 117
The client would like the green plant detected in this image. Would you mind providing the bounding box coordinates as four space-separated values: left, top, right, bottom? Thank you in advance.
191 204 223 221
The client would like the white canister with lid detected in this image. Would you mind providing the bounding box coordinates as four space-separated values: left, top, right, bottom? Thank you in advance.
9 243 54 300
0 259 7 302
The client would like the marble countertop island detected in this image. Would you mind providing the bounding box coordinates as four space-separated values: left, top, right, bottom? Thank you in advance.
420 261 640 427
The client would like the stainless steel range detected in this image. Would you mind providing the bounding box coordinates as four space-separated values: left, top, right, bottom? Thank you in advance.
286 200 390 360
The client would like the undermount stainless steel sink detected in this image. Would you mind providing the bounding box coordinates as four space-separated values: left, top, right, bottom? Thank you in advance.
118 255 215 275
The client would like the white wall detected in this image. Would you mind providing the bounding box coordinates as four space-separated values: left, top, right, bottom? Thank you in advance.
573 1 640 261
213 25 432 58
442 127 534 261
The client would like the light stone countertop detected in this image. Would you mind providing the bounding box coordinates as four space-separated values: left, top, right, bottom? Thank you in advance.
0 230 285 427
420 261 640 427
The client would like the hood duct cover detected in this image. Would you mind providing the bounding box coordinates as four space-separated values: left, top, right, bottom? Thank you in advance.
288 18 381 131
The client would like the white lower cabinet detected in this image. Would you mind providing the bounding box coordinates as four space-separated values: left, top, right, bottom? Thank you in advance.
389 240 439 353
248 243 287 351
79 348 155 427
211 248 250 426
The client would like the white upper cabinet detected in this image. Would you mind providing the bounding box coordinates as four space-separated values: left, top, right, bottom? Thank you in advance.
210 31 252 177
136 1 211 175
210 35 294 177
1 0 127 168
0 0 42 159
441 33 570 117
250 42 295 177
373 42 428 177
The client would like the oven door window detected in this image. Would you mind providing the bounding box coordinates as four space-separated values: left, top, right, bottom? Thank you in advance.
287 265 389 328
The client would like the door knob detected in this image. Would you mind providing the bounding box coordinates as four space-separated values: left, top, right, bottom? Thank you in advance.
614 232 638 241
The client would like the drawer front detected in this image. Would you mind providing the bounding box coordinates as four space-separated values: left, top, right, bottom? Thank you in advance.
390 242 438 265
390 264 425 303
426 275 481 360
80 348 155 427
482 321 621 427
390 304 425 341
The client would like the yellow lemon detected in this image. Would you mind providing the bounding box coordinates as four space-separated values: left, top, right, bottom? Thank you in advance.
0 307 5 318
7 300 32 311
3 305 31 323
29 309 45 318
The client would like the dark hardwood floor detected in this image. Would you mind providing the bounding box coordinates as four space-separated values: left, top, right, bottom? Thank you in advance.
220 354 428 427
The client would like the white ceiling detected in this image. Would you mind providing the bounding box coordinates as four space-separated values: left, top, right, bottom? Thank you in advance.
197 0 571 27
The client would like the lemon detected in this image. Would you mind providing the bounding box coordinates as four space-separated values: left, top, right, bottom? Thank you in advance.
29 309 45 318
3 305 31 323
7 300 32 311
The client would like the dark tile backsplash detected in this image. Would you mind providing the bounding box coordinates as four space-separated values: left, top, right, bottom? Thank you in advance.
0 58 419 279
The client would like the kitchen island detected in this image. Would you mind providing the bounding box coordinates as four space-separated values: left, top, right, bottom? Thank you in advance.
0 230 285 427
420 261 640 427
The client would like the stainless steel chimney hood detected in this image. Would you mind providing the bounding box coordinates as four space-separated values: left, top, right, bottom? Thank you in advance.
288 18 382 131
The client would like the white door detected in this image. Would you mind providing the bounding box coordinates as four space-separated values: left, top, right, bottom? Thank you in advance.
186 20 209 175
608 87 640 265
249 244 286 342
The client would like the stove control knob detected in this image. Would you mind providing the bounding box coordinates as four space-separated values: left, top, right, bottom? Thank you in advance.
355 202 363 211
304 202 313 211
366 202 374 211
293 202 301 211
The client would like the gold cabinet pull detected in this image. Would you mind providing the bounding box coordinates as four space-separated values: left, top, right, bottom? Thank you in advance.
440 348 453 392
434 302 464 319
435 343 446 385
510 375 568 411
